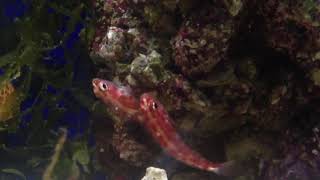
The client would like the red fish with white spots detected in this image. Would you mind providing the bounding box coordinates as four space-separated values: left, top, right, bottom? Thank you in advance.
140 93 237 176
92 78 238 176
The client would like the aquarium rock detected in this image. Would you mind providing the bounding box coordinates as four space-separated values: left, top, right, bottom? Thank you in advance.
112 122 153 167
141 167 168 180
260 0 320 88
172 0 239 77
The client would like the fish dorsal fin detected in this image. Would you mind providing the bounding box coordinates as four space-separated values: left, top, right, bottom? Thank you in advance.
118 86 133 97
117 86 139 110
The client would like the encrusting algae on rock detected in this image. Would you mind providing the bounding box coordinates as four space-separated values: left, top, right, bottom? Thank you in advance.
259 0 320 89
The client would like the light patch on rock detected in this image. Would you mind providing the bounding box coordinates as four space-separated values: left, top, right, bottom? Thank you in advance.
141 167 168 180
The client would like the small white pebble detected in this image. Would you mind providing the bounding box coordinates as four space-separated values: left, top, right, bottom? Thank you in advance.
200 39 207 46
312 149 319 155
141 167 168 180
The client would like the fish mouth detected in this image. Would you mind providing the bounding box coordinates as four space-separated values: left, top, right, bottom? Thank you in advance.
92 78 100 96
92 78 99 88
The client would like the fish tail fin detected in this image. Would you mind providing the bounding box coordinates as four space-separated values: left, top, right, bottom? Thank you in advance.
208 160 244 177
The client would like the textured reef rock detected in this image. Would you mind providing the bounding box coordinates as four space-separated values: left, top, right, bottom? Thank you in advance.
90 0 320 179
112 122 153 167
91 25 150 64
94 26 127 62
261 126 320 180
91 0 145 59
172 0 240 77
260 0 320 89
194 56 300 133
126 50 171 88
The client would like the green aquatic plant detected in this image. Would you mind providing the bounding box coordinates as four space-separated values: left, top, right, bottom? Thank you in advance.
0 0 100 179
0 0 92 128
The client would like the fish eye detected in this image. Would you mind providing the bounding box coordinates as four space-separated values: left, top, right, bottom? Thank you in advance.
99 82 108 91
151 102 158 110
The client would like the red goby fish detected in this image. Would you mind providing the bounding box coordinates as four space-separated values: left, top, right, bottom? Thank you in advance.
92 78 237 176
140 93 237 176
92 78 142 121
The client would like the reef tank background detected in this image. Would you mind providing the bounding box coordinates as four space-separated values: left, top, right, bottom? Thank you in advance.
0 0 320 180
